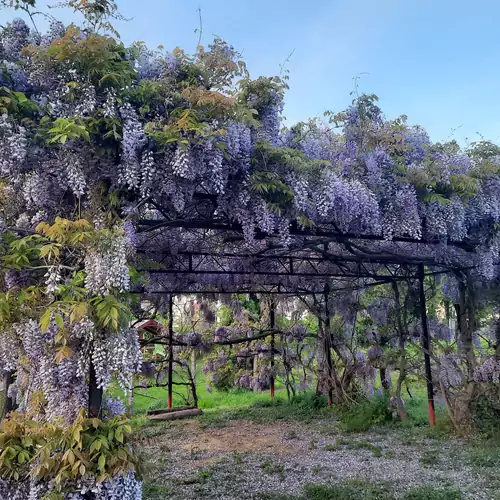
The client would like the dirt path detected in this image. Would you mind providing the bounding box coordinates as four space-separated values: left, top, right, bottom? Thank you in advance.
139 417 499 500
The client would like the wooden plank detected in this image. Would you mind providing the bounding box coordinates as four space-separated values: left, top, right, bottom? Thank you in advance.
147 406 196 415
149 408 202 421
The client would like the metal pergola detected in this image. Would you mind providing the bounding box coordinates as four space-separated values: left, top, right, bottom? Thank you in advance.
134 216 476 425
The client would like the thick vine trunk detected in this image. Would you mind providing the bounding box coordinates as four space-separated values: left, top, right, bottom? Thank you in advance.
392 282 408 420
88 362 103 418
128 375 134 414
322 327 337 403
452 276 477 425
191 350 197 387
253 354 259 392
0 371 14 420
457 279 477 378
380 367 390 392
495 319 500 361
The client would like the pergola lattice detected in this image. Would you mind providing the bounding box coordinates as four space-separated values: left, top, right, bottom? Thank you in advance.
135 215 475 424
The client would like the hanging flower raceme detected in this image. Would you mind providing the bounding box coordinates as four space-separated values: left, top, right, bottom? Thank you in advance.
92 328 143 392
85 229 131 296
474 357 500 384
439 354 465 389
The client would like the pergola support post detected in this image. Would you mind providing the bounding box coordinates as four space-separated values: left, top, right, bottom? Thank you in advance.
418 263 436 426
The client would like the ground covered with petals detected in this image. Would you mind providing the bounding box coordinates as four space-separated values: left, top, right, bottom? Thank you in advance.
138 412 499 500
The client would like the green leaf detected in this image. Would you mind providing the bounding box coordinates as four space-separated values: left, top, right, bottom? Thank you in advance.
67 449 75 466
98 454 106 472
54 313 64 329
90 439 102 454
115 427 123 443
40 309 52 333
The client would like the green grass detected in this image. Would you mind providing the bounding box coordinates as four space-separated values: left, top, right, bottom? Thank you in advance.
198 392 333 427
111 361 293 414
323 438 383 456
419 450 440 466
110 357 440 435
142 482 172 499
261 459 286 480
259 482 463 500
402 487 462 500
323 443 340 451
304 482 393 500
112 357 448 453
467 441 500 467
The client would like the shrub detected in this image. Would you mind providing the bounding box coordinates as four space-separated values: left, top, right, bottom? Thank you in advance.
339 396 393 432
0 411 140 495
471 395 500 437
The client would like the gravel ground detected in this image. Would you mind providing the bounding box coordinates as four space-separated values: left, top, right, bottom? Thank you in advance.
138 417 500 500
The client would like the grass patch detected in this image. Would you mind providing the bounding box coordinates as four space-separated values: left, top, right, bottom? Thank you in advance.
176 466 215 485
259 481 393 500
261 459 286 480
419 450 440 466
260 483 462 500
336 393 449 433
284 429 299 440
324 438 382 457
402 486 462 499
468 442 500 467
200 392 331 427
345 439 382 457
323 443 340 451
304 481 393 499
142 482 172 499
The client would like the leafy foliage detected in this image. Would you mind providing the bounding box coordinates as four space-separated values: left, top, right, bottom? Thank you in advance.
0 411 140 492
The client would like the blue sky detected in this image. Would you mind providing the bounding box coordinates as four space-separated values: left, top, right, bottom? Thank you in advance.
3 0 500 145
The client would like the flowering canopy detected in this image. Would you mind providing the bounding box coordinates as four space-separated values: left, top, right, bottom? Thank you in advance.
0 7 500 499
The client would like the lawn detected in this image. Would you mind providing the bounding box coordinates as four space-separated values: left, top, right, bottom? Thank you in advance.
118 357 437 424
